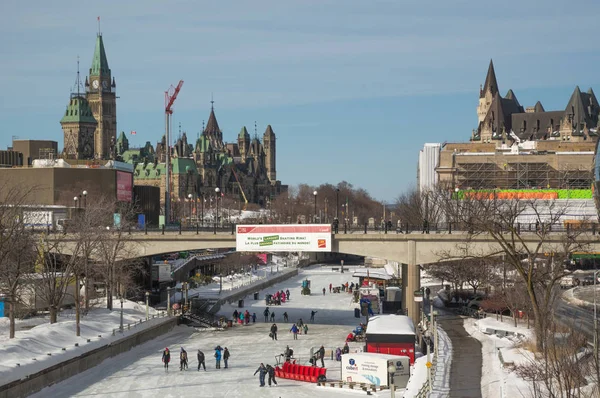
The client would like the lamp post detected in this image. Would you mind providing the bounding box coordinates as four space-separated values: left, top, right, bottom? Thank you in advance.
594 269 599 362
187 193 193 226
313 190 317 223
336 189 340 219
82 190 87 208
454 187 459 230
201 193 204 227
145 291 150 321
119 296 124 333
230 270 234 291
167 286 172 316
215 187 221 233
387 362 397 398
219 273 223 294
73 196 79 209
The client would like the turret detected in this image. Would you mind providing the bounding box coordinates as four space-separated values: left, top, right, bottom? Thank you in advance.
263 125 276 184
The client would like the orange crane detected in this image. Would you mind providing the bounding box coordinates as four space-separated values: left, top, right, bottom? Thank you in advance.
164 80 184 224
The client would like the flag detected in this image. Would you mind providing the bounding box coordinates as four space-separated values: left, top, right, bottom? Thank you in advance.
130 131 137 135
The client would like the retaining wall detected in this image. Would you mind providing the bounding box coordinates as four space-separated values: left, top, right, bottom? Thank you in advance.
0 317 178 398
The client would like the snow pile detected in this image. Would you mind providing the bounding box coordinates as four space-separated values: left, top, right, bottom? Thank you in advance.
0 298 167 386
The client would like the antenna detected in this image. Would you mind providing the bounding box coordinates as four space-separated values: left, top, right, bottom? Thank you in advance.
211 93 214 110
202 120 205 132
97 16 101 36
178 122 182 139
254 121 258 139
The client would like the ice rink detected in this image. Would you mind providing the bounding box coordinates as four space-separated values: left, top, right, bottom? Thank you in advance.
31 265 401 398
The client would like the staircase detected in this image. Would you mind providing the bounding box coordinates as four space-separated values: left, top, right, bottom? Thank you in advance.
181 297 221 328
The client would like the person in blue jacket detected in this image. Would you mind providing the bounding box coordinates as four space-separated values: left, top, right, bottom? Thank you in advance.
290 323 299 340
214 346 222 369
253 363 267 387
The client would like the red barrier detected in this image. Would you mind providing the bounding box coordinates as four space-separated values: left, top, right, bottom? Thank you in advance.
275 363 327 383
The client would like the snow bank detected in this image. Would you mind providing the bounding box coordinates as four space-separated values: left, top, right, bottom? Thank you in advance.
0 298 167 386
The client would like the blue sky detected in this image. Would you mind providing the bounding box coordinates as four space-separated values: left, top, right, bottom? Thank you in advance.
2 0 600 201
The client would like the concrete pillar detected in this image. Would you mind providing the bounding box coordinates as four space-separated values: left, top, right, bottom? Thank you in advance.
401 263 408 309
406 240 421 327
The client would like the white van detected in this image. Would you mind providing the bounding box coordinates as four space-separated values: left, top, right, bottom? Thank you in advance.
560 276 579 289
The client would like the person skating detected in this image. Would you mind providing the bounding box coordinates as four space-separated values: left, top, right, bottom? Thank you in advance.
244 310 251 325
270 323 278 340
284 345 294 362
233 309 239 322
285 289 290 300
263 307 270 322
303 324 308 335
270 311 275 322
283 312 288 322
342 342 350 354
335 347 342 361
197 349 206 371
317 345 325 368
223 347 230 369
329 283 332 293
322 288 326 296
162 347 170 371
266 364 278 386
252 313 256 323
214 346 222 369
180 347 188 371
310 310 317 322
253 363 267 387
290 323 299 340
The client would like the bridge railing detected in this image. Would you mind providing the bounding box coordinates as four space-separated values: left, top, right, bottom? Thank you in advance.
39 221 600 236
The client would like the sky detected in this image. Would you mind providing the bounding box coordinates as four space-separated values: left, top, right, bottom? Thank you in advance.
2 0 600 202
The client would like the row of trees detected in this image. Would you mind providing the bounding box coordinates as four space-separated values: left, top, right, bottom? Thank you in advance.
400 183 599 396
0 181 142 339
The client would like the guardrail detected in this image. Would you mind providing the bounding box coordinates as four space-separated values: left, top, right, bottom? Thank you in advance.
32 220 600 236
110 310 168 336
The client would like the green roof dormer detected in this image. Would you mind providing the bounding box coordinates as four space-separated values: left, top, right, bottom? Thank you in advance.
238 126 250 139
90 34 110 77
60 95 97 124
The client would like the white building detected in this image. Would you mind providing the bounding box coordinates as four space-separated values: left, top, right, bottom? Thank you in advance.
418 143 441 192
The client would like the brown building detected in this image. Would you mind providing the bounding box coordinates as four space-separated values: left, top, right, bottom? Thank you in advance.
0 166 132 207
0 150 23 167
12 139 58 166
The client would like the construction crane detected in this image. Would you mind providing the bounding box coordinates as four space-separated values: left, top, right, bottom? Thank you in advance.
164 80 184 224
230 165 249 210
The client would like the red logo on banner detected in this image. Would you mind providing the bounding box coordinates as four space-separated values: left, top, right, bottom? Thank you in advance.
318 239 326 248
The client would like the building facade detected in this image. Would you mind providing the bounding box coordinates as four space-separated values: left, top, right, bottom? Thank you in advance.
418 143 441 192
437 61 596 190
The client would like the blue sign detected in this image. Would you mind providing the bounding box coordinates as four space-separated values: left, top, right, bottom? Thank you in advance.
113 213 121 228
0 299 4 318
137 214 146 229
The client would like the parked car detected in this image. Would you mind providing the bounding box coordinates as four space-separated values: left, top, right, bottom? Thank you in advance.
560 276 579 289
581 276 595 286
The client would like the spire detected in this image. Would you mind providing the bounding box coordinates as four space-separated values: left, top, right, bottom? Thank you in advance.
203 107 221 134
239 126 250 139
90 32 110 76
72 56 84 97
254 121 258 140
263 125 275 138
480 59 499 98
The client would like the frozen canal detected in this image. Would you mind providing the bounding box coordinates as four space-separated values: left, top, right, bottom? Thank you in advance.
31 265 403 398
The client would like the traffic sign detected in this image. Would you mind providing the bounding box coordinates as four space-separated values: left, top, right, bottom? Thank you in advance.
426 361 432 368
414 296 423 302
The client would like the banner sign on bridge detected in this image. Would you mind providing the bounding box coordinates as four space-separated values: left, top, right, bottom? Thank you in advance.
236 224 332 252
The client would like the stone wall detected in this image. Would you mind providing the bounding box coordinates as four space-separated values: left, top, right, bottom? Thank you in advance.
0 317 178 398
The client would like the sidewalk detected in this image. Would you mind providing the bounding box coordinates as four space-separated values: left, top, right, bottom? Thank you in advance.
438 315 482 398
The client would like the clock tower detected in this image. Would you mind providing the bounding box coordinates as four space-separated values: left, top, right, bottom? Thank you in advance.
86 33 117 159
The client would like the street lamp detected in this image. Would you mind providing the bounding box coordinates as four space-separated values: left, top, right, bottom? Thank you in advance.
119 296 124 333
145 291 150 320
82 190 88 208
188 193 193 225
73 196 79 209
200 193 204 227
215 187 221 233
454 187 459 229
167 286 172 316
313 190 317 223
336 189 340 219
387 362 397 398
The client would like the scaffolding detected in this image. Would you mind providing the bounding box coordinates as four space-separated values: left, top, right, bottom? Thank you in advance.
454 156 592 190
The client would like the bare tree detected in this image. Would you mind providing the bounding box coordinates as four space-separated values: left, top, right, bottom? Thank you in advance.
438 190 591 352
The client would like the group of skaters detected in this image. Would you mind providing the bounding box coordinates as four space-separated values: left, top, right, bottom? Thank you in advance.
232 309 256 325
266 289 290 305
161 345 230 371
328 281 357 294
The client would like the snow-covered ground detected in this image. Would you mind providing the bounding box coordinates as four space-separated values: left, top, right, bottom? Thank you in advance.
27 265 430 398
464 316 534 398
0 298 166 386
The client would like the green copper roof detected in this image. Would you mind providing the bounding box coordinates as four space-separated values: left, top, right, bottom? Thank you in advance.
133 158 197 181
238 126 249 139
60 95 97 124
90 35 110 76
196 133 211 153
172 158 198 175
121 149 140 163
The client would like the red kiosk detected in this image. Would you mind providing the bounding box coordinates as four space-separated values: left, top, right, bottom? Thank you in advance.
365 314 416 364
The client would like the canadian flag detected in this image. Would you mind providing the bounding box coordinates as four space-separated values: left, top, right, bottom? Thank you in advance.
130 131 137 135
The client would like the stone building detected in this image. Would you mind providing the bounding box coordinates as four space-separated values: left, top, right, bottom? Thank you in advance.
60 32 116 160
437 61 596 190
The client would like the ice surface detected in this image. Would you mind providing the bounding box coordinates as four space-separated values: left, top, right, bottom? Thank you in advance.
25 265 429 398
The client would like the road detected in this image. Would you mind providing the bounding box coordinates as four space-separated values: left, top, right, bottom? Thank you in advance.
554 299 595 340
